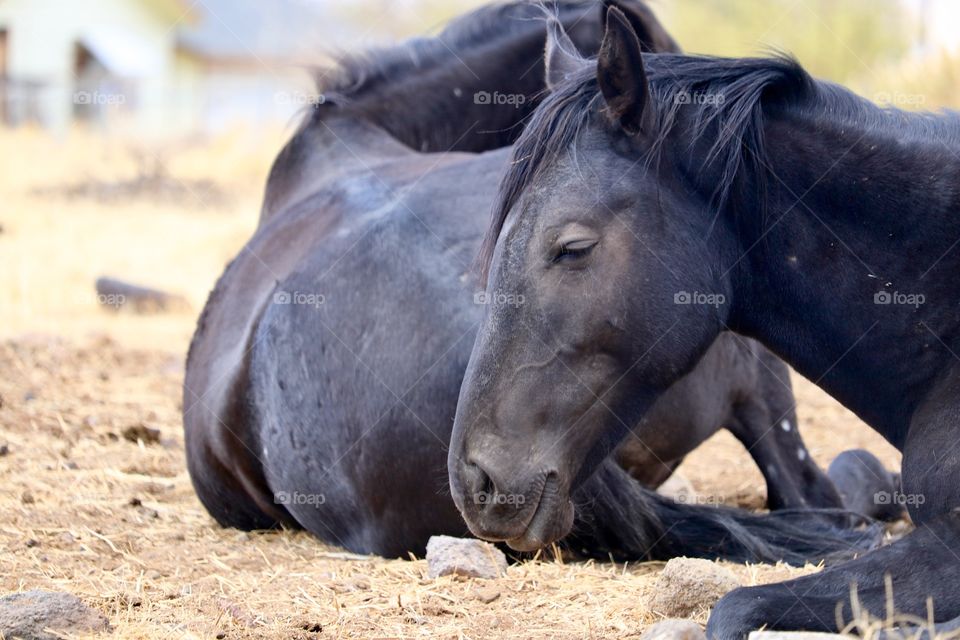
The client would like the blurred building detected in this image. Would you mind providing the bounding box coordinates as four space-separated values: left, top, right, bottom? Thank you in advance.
0 0 359 136
5 0 956 138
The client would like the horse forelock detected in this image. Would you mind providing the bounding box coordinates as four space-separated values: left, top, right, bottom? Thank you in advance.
476 64 599 283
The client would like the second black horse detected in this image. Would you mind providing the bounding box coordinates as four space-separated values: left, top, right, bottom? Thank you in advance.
184 0 869 562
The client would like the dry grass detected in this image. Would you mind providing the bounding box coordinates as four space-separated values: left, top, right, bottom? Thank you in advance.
0 128 907 638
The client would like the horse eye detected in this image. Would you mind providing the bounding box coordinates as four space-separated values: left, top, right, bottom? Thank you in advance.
554 238 598 262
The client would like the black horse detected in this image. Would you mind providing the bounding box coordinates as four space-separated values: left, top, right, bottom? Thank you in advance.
451 5 960 637
184 0 866 563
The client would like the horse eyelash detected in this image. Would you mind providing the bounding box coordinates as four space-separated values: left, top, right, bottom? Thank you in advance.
555 243 594 262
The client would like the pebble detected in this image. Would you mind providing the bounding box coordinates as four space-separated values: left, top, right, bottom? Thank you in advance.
426 535 507 579
649 558 741 618
642 619 707 640
122 423 161 445
0 590 110 640
657 474 699 504
473 586 501 604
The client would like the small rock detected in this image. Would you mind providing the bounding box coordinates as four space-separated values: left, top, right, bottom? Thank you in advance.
0 590 110 640
116 592 142 608
649 558 741 618
217 598 257 628
130 502 159 519
348 578 370 591
426 535 507 579
25 539 39 548
21 491 35 505
642 619 707 640
122 423 161 445
473 586 501 604
657 473 699 504
0 444 8 456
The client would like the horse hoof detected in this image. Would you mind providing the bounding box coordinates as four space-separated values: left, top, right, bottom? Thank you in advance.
706 588 766 640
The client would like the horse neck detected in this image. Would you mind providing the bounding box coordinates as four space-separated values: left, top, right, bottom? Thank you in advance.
726 99 960 446
333 29 570 154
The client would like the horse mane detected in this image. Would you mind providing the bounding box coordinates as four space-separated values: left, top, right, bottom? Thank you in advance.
477 52 819 281
478 48 960 282
310 1 596 111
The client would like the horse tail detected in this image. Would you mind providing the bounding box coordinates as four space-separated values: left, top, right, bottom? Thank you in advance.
567 459 881 566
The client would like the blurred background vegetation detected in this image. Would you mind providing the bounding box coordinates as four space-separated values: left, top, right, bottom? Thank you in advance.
357 0 957 110
1 0 955 140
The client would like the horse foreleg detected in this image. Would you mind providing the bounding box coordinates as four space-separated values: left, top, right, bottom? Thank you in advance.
709 378 960 640
707 509 960 639
727 381 842 510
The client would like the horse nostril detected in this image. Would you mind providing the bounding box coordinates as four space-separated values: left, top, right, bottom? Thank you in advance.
463 459 495 508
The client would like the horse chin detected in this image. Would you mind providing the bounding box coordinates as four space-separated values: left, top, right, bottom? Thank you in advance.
505 486 575 552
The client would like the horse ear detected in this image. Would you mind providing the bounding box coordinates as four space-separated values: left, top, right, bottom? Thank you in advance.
545 19 588 90
597 5 655 135
602 0 682 53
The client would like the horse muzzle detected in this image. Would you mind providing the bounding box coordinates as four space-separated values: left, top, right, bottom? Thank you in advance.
451 458 575 550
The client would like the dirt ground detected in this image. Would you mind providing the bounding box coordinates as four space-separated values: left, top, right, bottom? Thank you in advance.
0 128 904 639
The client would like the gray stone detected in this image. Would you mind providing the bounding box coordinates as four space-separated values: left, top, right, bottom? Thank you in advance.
656 474 699 504
649 558 742 618
426 535 507 579
0 590 110 640
642 619 707 640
